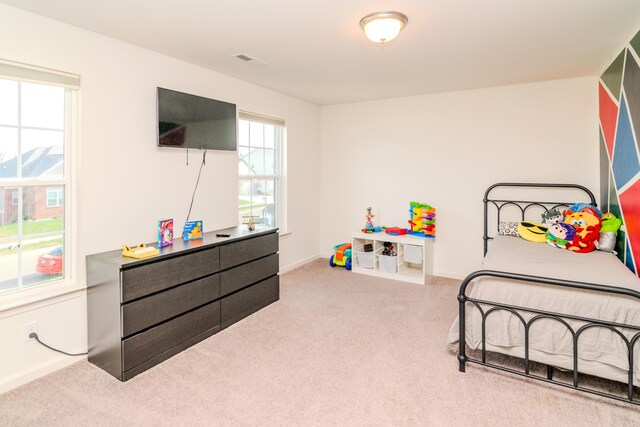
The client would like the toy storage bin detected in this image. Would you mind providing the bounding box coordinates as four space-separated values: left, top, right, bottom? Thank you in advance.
377 254 398 274
403 244 423 264
354 251 375 269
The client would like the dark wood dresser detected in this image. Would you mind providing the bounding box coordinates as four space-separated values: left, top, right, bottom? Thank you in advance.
86 226 279 381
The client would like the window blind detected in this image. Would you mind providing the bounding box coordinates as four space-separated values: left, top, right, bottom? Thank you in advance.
0 59 80 88
239 111 285 127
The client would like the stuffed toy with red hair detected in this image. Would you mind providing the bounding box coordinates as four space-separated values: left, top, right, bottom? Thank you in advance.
563 206 601 253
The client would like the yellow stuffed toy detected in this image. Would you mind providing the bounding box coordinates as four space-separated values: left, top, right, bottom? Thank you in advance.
517 222 548 243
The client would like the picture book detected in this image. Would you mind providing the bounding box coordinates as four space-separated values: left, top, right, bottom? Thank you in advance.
183 220 203 241
158 218 174 248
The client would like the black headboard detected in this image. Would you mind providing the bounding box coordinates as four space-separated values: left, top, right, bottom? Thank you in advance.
483 183 597 256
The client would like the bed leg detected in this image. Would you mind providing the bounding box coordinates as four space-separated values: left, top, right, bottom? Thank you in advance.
547 365 553 380
458 355 466 373
458 293 467 373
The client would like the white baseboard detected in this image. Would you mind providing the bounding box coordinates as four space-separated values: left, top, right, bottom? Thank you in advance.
433 270 467 280
0 355 84 395
316 254 464 280
281 255 320 274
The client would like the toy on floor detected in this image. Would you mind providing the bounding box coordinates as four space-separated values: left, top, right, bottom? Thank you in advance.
362 207 383 233
407 202 436 237
329 243 352 270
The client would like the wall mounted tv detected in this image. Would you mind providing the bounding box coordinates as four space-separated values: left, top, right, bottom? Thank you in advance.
157 87 237 151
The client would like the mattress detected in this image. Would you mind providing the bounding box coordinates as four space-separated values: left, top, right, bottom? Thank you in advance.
446 235 640 384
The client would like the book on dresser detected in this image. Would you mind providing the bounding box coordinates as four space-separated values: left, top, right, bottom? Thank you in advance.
86 226 279 381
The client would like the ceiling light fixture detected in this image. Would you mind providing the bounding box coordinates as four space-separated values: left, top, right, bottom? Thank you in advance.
359 11 408 44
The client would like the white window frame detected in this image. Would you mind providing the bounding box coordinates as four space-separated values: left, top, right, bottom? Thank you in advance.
238 111 287 233
11 190 18 205
0 60 78 296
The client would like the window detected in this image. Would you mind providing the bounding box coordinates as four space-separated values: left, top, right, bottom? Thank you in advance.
46 188 63 207
238 112 286 230
0 60 78 295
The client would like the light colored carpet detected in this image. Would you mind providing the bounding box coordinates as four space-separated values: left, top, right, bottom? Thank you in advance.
1 259 639 426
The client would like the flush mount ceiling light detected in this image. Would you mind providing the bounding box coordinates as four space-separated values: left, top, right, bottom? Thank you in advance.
359 11 408 44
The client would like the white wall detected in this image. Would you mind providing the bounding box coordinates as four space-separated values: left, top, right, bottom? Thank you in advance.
0 4 321 392
320 77 600 278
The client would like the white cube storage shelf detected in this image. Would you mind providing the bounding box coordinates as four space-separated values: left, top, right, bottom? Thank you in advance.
351 232 434 285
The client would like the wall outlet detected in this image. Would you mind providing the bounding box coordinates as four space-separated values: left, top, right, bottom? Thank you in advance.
24 321 38 343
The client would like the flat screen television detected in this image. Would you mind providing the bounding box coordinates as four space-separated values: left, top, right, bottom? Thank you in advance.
157 87 237 151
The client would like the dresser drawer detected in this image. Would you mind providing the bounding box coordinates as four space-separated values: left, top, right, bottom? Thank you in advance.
220 253 278 297
121 247 220 302
221 275 279 329
121 274 220 337
219 232 278 270
122 302 220 371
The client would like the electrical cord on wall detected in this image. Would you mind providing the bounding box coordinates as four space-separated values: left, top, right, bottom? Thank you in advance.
29 333 87 357
185 149 207 224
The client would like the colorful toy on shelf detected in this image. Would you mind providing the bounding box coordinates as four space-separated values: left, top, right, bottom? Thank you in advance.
385 227 407 235
329 243 352 270
381 242 396 256
362 207 382 233
407 202 436 238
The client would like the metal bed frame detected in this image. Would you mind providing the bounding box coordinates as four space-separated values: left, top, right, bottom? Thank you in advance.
458 182 640 405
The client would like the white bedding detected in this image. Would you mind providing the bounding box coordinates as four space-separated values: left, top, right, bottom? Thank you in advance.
446 236 640 383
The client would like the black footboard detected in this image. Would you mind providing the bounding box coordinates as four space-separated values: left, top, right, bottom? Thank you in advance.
458 270 640 405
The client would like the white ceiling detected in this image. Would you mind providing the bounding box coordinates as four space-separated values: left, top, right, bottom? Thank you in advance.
3 0 640 105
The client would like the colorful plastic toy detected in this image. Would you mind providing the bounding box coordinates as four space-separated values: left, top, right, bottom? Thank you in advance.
385 227 407 235
329 243 352 270
362 207 382 233
407 202 436 237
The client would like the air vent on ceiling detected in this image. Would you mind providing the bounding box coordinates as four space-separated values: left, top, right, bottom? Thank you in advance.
231 53 267 67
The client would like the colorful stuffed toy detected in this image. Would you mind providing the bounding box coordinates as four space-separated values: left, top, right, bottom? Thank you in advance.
564 203 603 218
598 212 622 252
541 208 563 228
546 222 576 249
517 222 548 243
563 207 601 253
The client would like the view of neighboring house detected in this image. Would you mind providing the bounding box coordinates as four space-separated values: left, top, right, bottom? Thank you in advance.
238 143 278 227
0 146 63 226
